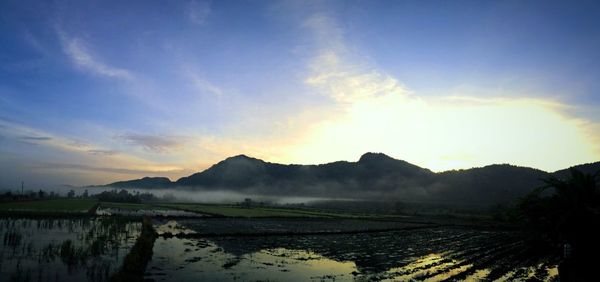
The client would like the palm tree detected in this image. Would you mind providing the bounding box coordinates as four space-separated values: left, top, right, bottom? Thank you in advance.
520 169 600 281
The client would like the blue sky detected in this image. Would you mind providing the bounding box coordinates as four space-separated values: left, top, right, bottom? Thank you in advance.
1 0 599 188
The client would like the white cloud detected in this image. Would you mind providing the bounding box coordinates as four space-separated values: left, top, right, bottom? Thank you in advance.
57 29 133 80
302 14 409 103
185 70 223 97
285 13 600 172
306 51 409 103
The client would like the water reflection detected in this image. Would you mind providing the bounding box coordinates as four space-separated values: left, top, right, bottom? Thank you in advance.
0 217 141 282
96 207 204 217
146 221 560 281
146 238 357 281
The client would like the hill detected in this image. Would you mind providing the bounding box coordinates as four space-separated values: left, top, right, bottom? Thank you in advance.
102 177 173 189
101 153 600 207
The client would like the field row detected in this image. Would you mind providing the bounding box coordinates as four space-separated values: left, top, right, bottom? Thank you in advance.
0 199 383 219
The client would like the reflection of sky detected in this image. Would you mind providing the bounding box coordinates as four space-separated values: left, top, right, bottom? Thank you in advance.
1 1 600 187
147 236 558 281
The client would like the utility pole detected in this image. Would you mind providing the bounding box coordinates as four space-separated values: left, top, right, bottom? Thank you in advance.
21 181 24 195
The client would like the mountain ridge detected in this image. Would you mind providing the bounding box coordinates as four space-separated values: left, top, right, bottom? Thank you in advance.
97 153 600 207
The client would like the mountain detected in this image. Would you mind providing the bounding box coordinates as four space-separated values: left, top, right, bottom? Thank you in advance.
102 177 173 189
101 153 600 207
553 161 600 179
174 153 435 198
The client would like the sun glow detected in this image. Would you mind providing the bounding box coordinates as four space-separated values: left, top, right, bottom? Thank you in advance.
283 92 598 172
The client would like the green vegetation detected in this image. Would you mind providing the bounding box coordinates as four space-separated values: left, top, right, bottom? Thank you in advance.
0 198 98 214
159 203 365 218
95 189 156 203
99 202 167 210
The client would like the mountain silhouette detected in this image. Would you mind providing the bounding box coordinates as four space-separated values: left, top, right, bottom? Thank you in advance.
100 153 600 207
103 177 172 189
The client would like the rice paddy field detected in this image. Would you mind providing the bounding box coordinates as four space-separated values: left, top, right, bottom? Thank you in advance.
0 217 141 281
145 219 560 282
158 203 363 218
0 199 98 215
0 199 561 281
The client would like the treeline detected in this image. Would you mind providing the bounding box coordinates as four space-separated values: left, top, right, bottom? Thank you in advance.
0 190 59 202
94 189 156 203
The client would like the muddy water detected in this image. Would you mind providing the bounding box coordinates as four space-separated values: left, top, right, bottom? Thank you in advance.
0 217 141 282
145 220 560 281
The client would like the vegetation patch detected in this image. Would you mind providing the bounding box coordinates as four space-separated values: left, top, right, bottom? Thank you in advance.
111 216 158 282
0 198 98 215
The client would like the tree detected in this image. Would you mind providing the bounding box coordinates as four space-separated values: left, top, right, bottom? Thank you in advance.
67 189 75 198
519 169 600 281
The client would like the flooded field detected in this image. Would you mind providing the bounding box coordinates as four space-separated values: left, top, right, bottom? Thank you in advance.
95 207 206 218
0 217 141 282
153 218 430 236
145 219 560 281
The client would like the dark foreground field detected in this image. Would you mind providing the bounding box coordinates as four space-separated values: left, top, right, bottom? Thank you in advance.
0 200 560 281
145 218 559 282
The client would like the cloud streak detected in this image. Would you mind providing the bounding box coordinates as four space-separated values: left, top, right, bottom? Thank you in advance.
20 136 52 142
57 28 133 80
32 162 181 175
118 133 182 153
303 14 409 103
184 68 223 97
87 149 119 156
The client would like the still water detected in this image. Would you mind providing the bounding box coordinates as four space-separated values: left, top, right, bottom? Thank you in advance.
0 217 140 282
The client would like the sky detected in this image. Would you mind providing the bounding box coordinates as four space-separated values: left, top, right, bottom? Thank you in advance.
1 0 600 188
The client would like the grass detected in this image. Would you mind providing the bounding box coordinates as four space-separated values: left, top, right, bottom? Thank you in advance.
159 203 369 218
0 198 98 214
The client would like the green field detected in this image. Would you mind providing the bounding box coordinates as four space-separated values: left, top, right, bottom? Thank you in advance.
159 203 367 218
99 202 168 210
0 198 98 214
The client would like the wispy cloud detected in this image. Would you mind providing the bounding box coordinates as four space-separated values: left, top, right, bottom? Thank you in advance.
303 14 409 103
186 0 211 25
185 69 223 97
118 133 181 153
33 162 181 175
57 28 133 80
87 149 119 156
283 13 600 172
0 119 187 185
20 135 52 142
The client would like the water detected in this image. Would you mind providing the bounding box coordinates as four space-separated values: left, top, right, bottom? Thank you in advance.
95 207 206 218
0 217 141 282
145 219 560 281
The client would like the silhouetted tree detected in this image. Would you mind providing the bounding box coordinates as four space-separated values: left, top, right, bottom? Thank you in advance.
519 169 600 281
94 189 156 203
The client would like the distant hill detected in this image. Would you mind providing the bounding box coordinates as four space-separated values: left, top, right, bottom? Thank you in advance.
100 153 600 207
553 161 600 179
102 177 173 189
